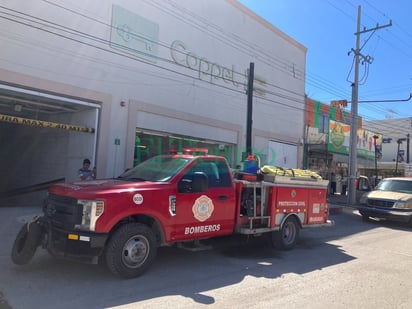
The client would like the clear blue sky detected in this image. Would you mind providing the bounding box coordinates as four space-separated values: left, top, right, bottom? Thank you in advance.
238 0 412 122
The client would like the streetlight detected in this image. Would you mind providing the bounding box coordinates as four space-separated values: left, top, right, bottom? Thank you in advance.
395 138 407 175
373 135 378 186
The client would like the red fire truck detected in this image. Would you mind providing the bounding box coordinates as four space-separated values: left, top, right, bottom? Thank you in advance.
11 149 333 278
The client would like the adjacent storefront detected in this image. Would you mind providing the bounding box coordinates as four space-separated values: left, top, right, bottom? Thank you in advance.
305 98 383 193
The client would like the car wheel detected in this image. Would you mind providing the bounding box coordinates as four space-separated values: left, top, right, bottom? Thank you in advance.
105 223 157 279
359 211 369 222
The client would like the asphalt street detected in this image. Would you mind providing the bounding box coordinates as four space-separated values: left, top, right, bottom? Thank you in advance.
1 204 411 309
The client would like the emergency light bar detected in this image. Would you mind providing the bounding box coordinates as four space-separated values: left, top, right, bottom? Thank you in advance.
182 148 209 155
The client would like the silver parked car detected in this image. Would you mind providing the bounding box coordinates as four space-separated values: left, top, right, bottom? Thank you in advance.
358 177 412 225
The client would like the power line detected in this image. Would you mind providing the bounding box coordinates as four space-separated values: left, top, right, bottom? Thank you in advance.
0 1 409 138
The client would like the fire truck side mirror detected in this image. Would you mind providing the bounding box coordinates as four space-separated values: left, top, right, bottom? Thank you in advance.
178 178 192 193
178 172 209 193
192 172 208 192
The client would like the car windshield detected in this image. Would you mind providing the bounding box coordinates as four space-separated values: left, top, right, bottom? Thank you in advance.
118 156 191 182
374 179 412 194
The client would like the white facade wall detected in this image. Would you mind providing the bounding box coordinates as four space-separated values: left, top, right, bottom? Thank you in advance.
0 0 307 180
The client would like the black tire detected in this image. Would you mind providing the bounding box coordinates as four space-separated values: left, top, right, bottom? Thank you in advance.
105 223 157 279
11 217 43 265
359 211 369 221
361 215 370 222
271 216 300 250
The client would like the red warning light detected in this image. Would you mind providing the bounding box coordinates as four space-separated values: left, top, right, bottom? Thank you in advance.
182 148 209 155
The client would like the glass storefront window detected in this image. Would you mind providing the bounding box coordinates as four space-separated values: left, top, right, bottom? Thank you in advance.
134 129 235 166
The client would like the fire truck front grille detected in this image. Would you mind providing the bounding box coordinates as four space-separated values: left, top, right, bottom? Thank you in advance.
43 194 82 229
367 199 395 208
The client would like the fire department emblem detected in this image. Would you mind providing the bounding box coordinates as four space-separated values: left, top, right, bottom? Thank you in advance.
192 195 214 222
291 190 296 198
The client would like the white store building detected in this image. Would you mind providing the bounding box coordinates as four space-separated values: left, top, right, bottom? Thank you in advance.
0 0 307 194
362 117 411 178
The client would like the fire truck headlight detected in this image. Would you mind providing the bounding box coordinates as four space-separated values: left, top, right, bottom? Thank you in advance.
77 200 105 231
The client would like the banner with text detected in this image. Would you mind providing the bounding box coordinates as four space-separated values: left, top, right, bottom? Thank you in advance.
328 120 350 154
328 120 381 158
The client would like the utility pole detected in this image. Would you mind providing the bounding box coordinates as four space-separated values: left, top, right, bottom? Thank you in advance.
395 138 406 175
347 6 392 205
373 135 378 186
348 6 361 206
246 62 254 156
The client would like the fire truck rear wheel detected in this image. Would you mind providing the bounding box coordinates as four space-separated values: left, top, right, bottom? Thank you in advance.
105 223 157 279
271 216 299 250
11 218 43 265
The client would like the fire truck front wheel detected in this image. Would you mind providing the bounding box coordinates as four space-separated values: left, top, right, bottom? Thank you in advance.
105 223 158 279
271 216 300 250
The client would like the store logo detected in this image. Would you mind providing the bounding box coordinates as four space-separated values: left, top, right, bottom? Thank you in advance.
110 5 159 62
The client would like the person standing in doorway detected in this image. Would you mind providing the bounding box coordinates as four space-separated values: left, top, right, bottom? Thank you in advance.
78 158 96 180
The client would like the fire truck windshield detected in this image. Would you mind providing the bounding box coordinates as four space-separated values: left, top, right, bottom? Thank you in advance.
118 156 191 182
